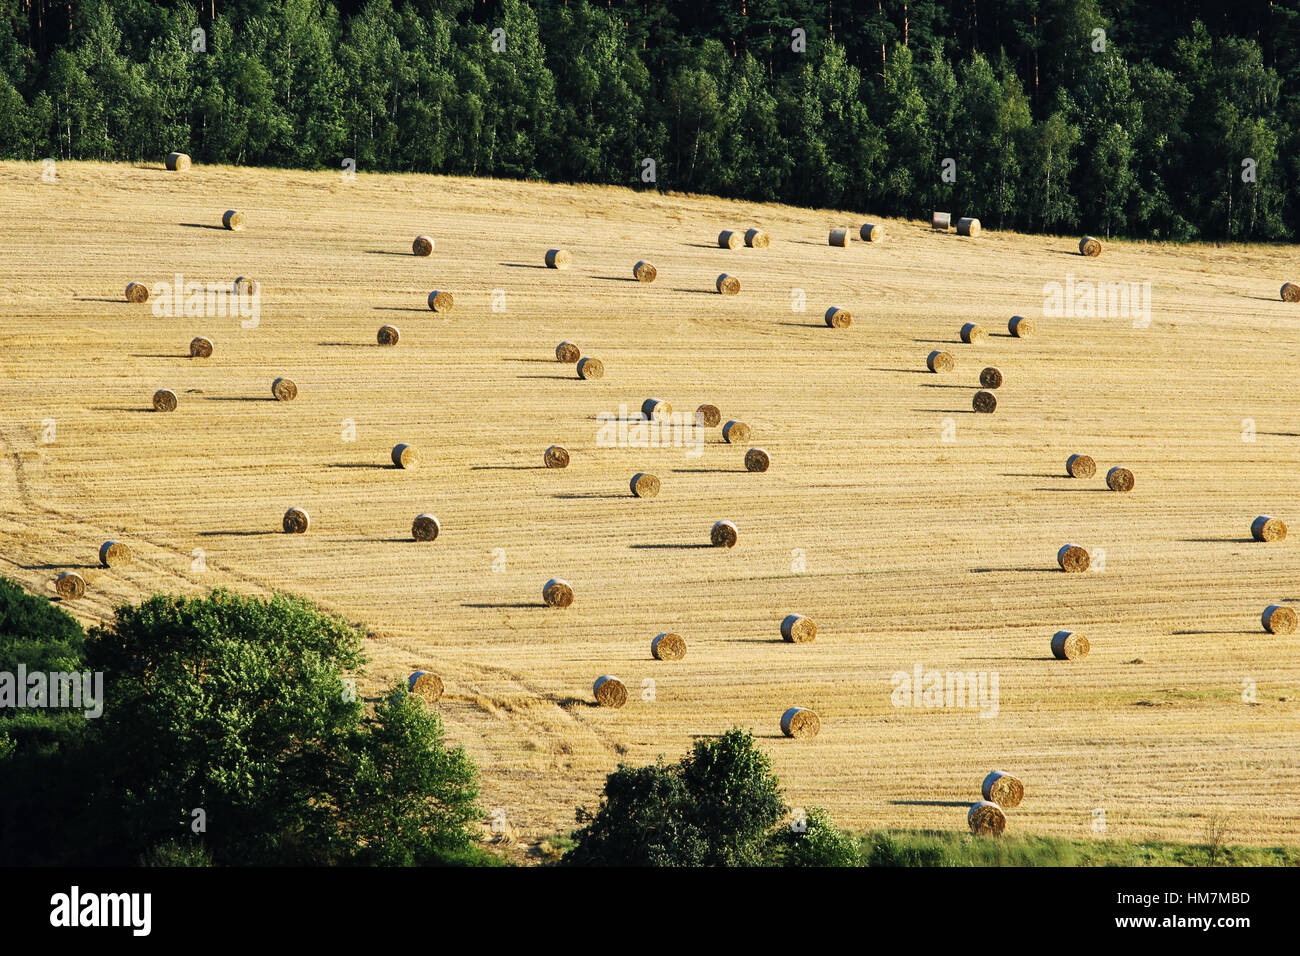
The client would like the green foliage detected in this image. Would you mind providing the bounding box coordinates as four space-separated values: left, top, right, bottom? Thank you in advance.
767 806 861 867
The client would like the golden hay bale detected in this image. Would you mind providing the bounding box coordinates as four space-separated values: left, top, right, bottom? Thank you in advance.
283 507 310 534
165 151 191 171
1282 283 1300 302
1009 315 1034 337
979 366 1003 389
968 801 1006 835
931 212 951 231
233 276 259 295
859 222 884 242
545 248 572 269
927 350 954 373
1262 604 1297 635
1051 631 1090 660
642 398 672 421
556 341 581 363
829 227 851 247
630 472 661 498
391 442 419 469
780 706 820 738
1079 236 1103 257
960 322 987 344
716 273 740 295
824 306 852 328
593 675 627 708
543 578 574 608
125 281 149 303
711 520 738 548
719 230 742 249
412 235 434 257
696 404 721 428
744 448 770 472
576 357 604 380
1057 543 1090 573
544 445 570 469
722 420 750 443
427 290 454 312
957 217 981 237
99 540 131 568
55 571 85 600
972 390 997 413
633 260 658 282
1106 466 1135 493
1251 515 1287 541
222 209 244 231
409 670 444 701
189 336 213 358
780 614 816 644
152 388 178 412
377 325 400 346
1066 454 1096 479
271 377 297 402
412 513 441 541
744 228 770 248
651 632 687 660
981 771 1025 807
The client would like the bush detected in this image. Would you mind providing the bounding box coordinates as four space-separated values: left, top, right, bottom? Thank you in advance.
768 806 861 866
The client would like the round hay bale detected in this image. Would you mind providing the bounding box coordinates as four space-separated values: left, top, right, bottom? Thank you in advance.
233 276 259 295
968 801 1007 836
633 260 657 283
545 248 571 269
960 322 987 344
593 675 627 708
957 217 981 237
189 336 213 358
543 578 574 608
981 771 1025 807
576 357 604 380
427 290 454 312
1057 543 1091 573
780 707 819 738
409 670 443 701
744 448 770 472
1282 283 1300 302
931 212 951 231
125 281 149 303
1066 454 1096 479
630 472 660 498
544 445 570 469
979 366 1003 389
829 227 851 247
744 228 770 248
556 341 581 363
722 420 750 443
824 306 852 328
377 325 400 346
710 520 738 548
412 235 434 257
780 614 816 644
271 377 297 402
859 222 884 242
222 209 244 231
99 540 131 568
642 398 672 421
1262 604 1297 635
283 507 310 534
1009 315 1034 337
927 350 954 373
651 632 687 660
1079 236 1103 257
716 273 740 295
152 388 178 412
1106 466 1135 493
391 442 419 469
695 404 721 428
55 571 85 600
1051 631 1090 660
1251 515 1287 542
412 513 441 541
972 390 997 413
718 230 742 249
165 151 191 171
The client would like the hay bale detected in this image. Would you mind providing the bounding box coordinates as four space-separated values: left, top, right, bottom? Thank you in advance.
412 513 441 541
718 230 742 249
630 472 661 498
859 222 884 242
1282 283 1300 302
780 707 820 738
972 390 997 413
165 152 191 171
427 290 454 312
642 398 672 421
1009 315 1034 337
544 445 570 469
744 228 770 248
576 357 604 380
651 632 687 660
744 448 770 472
633 260 657 283
829 227 851 247
593 675 627 708
1106 466 1135 493
711 520 738 548
556 341 581 363
409 671 443 702
1057 543 1090 573
125 281 149 303
55 571 85 600
780 614 816 644
696 404 721 428
1066 454 1096 479
981 771 1025 807
1079 236 1103 257
1051 631 1090 660
152 388 178 412
283 507 310 534
957 217 981 237
189 336 213 358
271 377 297 402
960 322 987 344
968 801 1007 836
412 235 434 257
391 442 419 469
824 306 852 328
545 248 572 269
222 209 244 231
927 350 954 373
931 212 951 231
1251 515 1287 541
716 273 740 295
1262 605 1297 635
979 366 1003 389
233 276 259 295
377 325 400 346
543 578 574 608
99 540 131 568
722 420 750 443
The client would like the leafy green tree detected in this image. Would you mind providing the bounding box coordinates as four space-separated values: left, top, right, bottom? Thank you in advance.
767 806 860 866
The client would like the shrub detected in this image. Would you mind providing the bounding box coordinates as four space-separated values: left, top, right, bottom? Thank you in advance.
768 806 861 866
